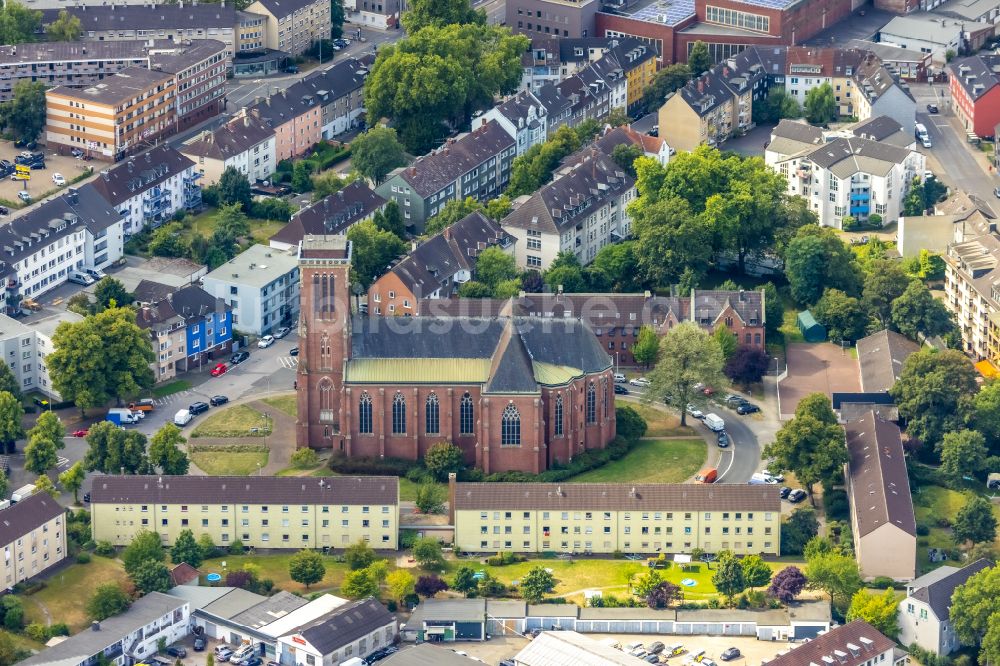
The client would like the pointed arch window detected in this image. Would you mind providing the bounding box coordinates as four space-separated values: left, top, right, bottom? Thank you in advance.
319 377 334 423
602 377 609 417
586 382 597 424
425 393 440 435
501 404 521 447
554 395 564 437
460 393 474 435
358 392 372 434
392 393 406 434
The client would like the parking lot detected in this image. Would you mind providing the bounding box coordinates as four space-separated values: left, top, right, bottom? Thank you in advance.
0 143 96 208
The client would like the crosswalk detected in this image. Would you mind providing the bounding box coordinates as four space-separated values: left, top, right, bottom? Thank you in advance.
56 456 70 469
152 390 194 407
277 356 298 369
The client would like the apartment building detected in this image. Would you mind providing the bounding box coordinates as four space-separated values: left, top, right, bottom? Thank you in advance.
852 54 917 131
201 244 300 336
150 39 228 132
247 87 323 162
473 90 549 156
659 58 756 152
181 108 276 186
898 559 993 656
46 67 176 162
450 478 781 555
0 311 81 398
880 14 992 65
844 39 932 81
368 211 515 313
501 148 635 269
90 475 400 550
0 492 66 587
269 181 385 251
765 621 904 666
376 121 516 232
943 210 1000 361
520 36 619 92
537 54 627 135
246 0 331 56
295 57 369 139
765 119 925 229
345 0 402 29
507 0 600 38
0 186 125 315
89 145 202 238
950 53 1000 139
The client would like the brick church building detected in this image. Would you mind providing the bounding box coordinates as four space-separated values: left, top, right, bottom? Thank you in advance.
295 236 617 474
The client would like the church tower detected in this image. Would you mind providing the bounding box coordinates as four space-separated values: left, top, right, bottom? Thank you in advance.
296 235 352 450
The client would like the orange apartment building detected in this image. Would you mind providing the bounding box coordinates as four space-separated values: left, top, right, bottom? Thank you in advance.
46 67 176 162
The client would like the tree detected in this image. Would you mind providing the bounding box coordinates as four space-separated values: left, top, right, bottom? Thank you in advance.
341 568 378 599
423 441 464 481
412 537 445 570
764 394 847 499
768 566 807 603
457 281 491 298
401 0 485 33
713 324 738 359
148 424 189 475
645 581 681 609
712 552 747 603
647 322 725 426
170 529 203 568
84 422 150 475
330 0 344 38
131 560 172 595
484 196 512 221
415 483 446 514
725 345 769 390
45 10 81 41
589 241 640 293
940 430 988 486
950 565 1000 665
32 474 57 499
415 574 449 597
290 448 319 469
862 260 910 329
507 125 583 197
373 200 405 240
741 554 772 590
351 125 406 185
804 536 835 561
953 495 998 546
346 219 407 288
387 570 416 603
0 631 19 666
474 246 517 294
0 597 23 632
781 508 819 556
891 280 955 341
611 143 644 177
846 588 899 639
805 552 863 607
122 530 164 576
149 223 189 258
452 565 479 596
345 540 376 570
892 349 978 453
29 411 65 451
291 161 313 193
0 363 22 402
58 462 85 504
520 566 557 603
24 437 57 475
785 226 862 304
752 86 801 124
289 549 326 589
688 40 711 75
0 392 24 454
311 170 348 201
974 379 1000 448
813 288 868 342
632 326 660 369
543 251 587 293
217 166 252 209
1 80 44 143
641 63 692 113
86 584 130 621
804 82 837 125
616 406 648 442
424 197 483 236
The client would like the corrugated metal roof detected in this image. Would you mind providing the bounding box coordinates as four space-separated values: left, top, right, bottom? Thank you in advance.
345 358 492 384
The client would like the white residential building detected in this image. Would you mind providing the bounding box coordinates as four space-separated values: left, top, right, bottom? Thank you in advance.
0 310 85 398
878 14 990 65
181 108 276 187
201 244 300 336
473 90 549 156
898 560 993 656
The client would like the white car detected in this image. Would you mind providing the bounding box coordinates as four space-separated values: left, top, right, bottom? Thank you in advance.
613 373 626 383
257 335 275 348
629 377 651 387
51 173 65 186
686 404 704 419
274 326 291 339
762 469 784 482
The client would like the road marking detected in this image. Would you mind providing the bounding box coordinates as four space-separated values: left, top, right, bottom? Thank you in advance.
716 446 737 483
277 356 299 369
56 456 69 469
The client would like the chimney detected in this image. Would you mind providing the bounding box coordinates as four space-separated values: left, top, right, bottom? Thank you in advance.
447 472 457 525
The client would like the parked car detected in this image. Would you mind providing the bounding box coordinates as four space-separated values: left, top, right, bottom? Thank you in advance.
189 401 210 415
68 271 95 285
717 431 730 448
0 206 8 216
231 350 250 364
779 486 791 499
644 655 659 664
274 326 291 338
71 429 89 438
284 65 299 73
238 657 262 666
174 409 193 426
85 268 106 280
83 492 91 503
686 404 704 419
51 173 65 186
70 147 84 158
736 402 760 415
788 489 808 503
17 191 31 204
721 648 741 661
289 347 299 356
613 372 627 383
215 646 234 661
193 637 206 652
629 377 650 387
165 646 187 658
210 363 228 377
926 103 939 113
762 469 784 482
210 395 230 406
647 642 665 655
613 384 629 395
258 335 275 348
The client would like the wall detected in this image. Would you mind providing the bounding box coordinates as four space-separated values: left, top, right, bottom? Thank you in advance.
898 599 946 655
857 524 916 580
659 94 705 153
367 273 418 316
0 509 66 587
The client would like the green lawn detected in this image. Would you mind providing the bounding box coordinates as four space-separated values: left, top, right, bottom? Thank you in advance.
624 403 696 437
261 394 297 418
250 221 286 245
202 553 354 595
184 209 287 248
21 556 128 632
568 439 705 484
913 484 1000 574
151 380 192 398
779 306 805 344
190 449 269 476
192 404 271 437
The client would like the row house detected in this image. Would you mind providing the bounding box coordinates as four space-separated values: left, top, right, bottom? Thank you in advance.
473 90 549 157
535 50 628 136
375 121 516 232
269 181 386 252
520 36 619 92
0 186 125 315
89 145 202 238
181 107 277 186
296 57 369 139
135 282 233 382
949 53 1000 139
247 86 323 162
247 0 331 56
367 211 516 315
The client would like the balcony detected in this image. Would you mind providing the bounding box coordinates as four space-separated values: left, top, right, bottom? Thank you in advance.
850 192 870 202
849 205 870 216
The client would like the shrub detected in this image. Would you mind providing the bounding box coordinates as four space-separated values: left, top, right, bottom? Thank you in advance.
49 623 69 636
249 197 296 221
290 448 320 469
869 576 897 590
228 539 245 555
386 600 397 612
76 552 92 564
25 623 49 642
328 452 415 476
399 530 418 549
916 524 930 537
823 489 850 522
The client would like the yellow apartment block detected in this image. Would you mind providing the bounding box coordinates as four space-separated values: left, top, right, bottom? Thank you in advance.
449 479 782 555
91 475 399 550
0 493 67 587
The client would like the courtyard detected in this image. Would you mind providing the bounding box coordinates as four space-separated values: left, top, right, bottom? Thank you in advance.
777 343 860 419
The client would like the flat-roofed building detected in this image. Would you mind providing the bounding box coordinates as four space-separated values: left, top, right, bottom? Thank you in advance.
0 493 66 587
449 477 781 555
90 475 399 550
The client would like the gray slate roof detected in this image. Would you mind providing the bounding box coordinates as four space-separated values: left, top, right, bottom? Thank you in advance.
845 411 916 538
181 109 274 161
856 329 920 393
270 181 384 244
765 621 895 666
90 145 195 208
805 136 910 179
296 597 395 654
950 53 1000 101
851 116 909 145
250 0 318 19
0 493 63 547
407 599 486 625
909 559 992 620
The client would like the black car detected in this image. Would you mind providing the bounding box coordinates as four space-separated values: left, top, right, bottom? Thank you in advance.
737 402 760 415
779 486 791 499
647 642 665 655
725 395 748 408
721 647 741 661
788 489 808 503
0 206 9 216
717 431 730 448
231 350 250 364
165 647 187 658
193 637 206 652
189 401 210 415
614 384 629 395
927 103 939 113
644 655 659 664
289 347 299 356
210 395 230 407
83 492 91 503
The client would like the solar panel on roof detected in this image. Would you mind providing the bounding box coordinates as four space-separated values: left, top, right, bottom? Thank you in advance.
627 0 696 26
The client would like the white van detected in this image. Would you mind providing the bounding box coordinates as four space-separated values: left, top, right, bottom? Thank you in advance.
174 409 193 426
703 413 725 432
68 271 95 286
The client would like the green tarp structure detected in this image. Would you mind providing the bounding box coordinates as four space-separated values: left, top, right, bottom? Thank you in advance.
797 310 827 342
